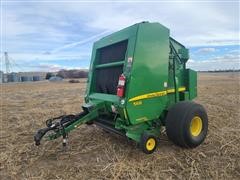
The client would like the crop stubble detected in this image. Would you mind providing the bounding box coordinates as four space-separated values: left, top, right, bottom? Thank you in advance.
0 73 239 179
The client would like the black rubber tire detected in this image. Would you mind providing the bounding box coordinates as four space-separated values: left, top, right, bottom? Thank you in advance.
139 132 158 154
166 101 208 148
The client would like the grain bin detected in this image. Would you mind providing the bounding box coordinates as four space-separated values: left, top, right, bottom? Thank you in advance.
34 22 208 154
33 76 41 81
7 73 20 82
21 76 32 82
0 71 3 83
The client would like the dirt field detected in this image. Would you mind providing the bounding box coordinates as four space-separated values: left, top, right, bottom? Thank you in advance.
1 73 240 180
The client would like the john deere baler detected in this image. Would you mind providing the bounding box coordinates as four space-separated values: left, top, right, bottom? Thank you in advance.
34 22 208 154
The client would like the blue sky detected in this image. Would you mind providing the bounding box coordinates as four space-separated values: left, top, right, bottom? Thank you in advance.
1 1 239 72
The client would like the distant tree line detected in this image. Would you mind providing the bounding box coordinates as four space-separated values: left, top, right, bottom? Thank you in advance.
46 72 54 80
198 69 240 73
45 69 88 79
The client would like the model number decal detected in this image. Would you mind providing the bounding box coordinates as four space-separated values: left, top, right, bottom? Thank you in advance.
129 87 186 102
133 100 142 106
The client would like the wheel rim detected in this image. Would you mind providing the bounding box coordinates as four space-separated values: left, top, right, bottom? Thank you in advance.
190 116 203 137
146 138 156 151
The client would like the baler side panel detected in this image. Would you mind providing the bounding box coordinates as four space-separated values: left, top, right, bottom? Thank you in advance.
126 23 170 124
187 69 197 100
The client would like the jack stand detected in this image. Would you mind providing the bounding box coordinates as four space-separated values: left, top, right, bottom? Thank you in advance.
62 133 68 151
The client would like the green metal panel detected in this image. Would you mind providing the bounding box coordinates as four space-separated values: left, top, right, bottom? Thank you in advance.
187 69 197 100
89 93 119 103
180 91 190 101
95 61 125 69
125 23 170 124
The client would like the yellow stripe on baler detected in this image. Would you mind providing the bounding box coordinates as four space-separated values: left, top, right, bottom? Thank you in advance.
129 87 186 102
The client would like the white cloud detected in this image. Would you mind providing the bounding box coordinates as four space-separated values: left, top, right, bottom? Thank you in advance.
26 63 88 72
75 2 239 46
187 52 240 71
50 30 111 53
4 52 90 62
30 63 63 72
229 49 240 54
196 48 216 54
1 1 239 72
3 2 239 49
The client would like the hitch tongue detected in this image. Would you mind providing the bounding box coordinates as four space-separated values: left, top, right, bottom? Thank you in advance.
33 103 102 147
